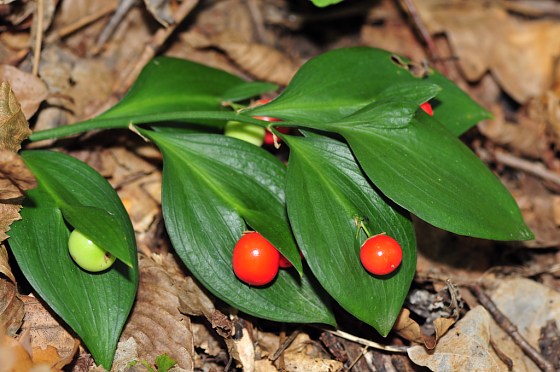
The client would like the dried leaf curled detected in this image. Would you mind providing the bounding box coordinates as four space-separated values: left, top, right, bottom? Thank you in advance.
408 306 507 371
393 308 455 349
0 81 32 152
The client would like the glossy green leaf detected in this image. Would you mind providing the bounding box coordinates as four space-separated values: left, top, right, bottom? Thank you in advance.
9 150 138 368
284 133 416 335
245 47 490 135
18 151 135 266
336 113 533 240
140 129 334 325
69 56 250 130
222 81 278 102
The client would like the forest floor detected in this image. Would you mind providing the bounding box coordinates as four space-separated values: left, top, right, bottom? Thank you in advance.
1 0 560 371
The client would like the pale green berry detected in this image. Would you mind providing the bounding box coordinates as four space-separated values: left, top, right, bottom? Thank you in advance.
224 121 265 146
68 230 116 272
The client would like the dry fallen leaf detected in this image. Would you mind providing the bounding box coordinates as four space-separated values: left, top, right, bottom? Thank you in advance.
211 33 299 86
20 295 78 363
0 244 15 283
0 149 37 241
0 81 31 153
120 255 195 370
416 1 560 102
394 308 455 349
0 65 47 119
408 306 508 371
486 277 560 371
0 149 37 201
0 276 24 337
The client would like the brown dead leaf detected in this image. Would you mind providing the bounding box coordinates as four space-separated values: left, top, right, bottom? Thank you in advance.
478 105 547 160
0 204 22 243
32 341 80 371
0 331 34 372
0 244 15 283
408 306 508 371
486 277 560 371
0 149 37 201
506 176 560 247
283 353 343 372
0 150 36 241
0 81 31 153
361 0 427 62
393 308 455 349
0 277 24 337
120 255 194 370
20 295 78 362
211 33 299 86
0 65 47 119
416 1 560 102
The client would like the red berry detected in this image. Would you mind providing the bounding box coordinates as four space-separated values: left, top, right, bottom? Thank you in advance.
278 254 292 268
359 234 403 276
251 98 290 146
232 232 280 286
420 101 433 116
278 250 304 269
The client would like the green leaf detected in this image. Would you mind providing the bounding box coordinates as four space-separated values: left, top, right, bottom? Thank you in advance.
284 133 416 336
18 151 135 266
337 114 533 240
222 82 278 102
67 57 250 130
140 129 334 325
245 47 490 135
155 354 177 372
8 150 138 368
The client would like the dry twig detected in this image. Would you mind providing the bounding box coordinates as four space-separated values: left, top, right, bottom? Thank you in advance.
468 284 555 372
270 329 301 362
32 0 44 76
322 329 407 353
478 147 560 188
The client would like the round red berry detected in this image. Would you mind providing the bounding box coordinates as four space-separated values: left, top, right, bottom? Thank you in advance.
420 101 433 116
359 234 402 276
232 232 280 286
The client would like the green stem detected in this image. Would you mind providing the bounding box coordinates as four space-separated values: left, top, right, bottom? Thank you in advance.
28 111 274 142
353 215 372 239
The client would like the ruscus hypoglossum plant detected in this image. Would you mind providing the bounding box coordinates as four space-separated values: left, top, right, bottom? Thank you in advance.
8 47 533 367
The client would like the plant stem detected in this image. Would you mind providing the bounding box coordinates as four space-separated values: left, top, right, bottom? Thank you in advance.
28 111 273 142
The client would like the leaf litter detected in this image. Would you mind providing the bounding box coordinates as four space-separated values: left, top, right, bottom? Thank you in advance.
2 0 560 370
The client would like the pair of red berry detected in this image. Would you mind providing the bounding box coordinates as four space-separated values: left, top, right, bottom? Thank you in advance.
232 232 293 286
232 231 403 286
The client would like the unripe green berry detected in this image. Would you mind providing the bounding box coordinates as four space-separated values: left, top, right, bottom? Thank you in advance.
224 121 265 146
68 230 116 272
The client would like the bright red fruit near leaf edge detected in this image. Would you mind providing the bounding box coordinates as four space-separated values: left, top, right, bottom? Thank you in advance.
360 234 403 276
232 232 280 286
420 102 433 116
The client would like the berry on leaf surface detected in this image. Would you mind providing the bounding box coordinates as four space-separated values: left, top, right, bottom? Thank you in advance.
420 101 433 116
232 232 280 286
359 234 402 276
68 230 116 272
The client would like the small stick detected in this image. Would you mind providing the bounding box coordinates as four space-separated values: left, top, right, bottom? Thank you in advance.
48 3 118 41
323 329 407 353
495 150 560 187
477 147 560 187
468 284 555 372
32 0 45 76
345 345 368 371
270 328 300 362
399 0 448 75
